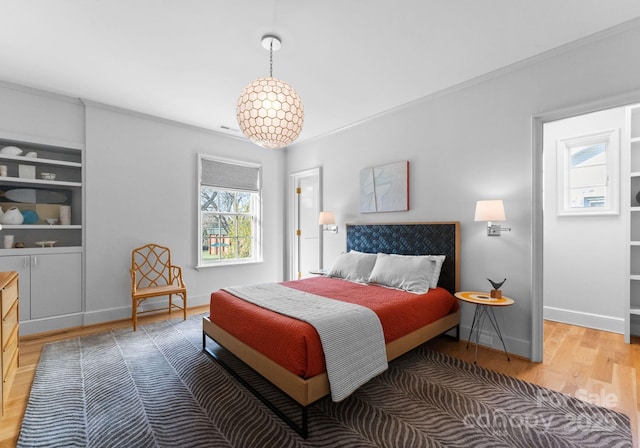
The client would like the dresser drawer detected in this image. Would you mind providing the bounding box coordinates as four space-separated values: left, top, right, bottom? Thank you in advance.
2 300 18 349
1 279 18 320
2 341 17 411
2 330 18 382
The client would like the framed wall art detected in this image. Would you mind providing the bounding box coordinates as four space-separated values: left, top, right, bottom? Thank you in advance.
360 160 409 213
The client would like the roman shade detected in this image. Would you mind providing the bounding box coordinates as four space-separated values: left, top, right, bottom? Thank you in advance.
200 158 260 192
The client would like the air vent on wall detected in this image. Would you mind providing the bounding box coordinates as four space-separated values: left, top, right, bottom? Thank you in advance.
219 125 242 135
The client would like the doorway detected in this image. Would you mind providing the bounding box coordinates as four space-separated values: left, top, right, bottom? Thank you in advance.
542 108 625 332
290 168 322 280
533 94 640 361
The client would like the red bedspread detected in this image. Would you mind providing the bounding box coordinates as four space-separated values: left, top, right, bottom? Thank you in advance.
209 276 458 378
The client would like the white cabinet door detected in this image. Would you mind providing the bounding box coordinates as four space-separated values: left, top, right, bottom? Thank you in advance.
30 253 82 319
0 255 31 321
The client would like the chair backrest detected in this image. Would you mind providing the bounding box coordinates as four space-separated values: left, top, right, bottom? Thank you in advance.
131 243 172 288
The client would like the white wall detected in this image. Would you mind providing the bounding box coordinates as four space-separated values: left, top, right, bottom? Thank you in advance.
0 82 84 146
0 82 287 331
83 104 286 325
543 108 626 333
286 21 640 359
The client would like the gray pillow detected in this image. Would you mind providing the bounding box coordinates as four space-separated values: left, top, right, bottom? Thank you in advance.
328 250 378 283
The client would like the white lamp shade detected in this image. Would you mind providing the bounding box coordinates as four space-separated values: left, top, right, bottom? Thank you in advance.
474 200 506 221
318 211 336 225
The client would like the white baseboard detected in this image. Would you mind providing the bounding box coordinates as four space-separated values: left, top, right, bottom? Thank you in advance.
83 293 210 327
20 293 211 336
21 313 84 336
543 306 624 334
458 324 531 360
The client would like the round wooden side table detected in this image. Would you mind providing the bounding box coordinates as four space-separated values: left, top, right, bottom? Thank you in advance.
454 291 514 363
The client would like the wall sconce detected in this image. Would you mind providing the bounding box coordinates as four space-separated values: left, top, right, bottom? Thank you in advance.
474 200 511 236
319 211 338 233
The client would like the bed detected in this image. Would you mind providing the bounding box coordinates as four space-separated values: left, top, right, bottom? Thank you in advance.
202 222 460 437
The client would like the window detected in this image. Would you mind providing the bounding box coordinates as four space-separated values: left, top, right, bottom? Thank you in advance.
557 129 619 216
198 155 262 267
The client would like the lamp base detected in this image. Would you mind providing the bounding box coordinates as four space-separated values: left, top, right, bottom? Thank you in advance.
322 224 338 233
488 224 502 236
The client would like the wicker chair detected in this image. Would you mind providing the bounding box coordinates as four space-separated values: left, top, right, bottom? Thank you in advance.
130 243 187 331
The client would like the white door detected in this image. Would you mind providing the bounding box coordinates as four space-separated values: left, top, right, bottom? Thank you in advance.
291 168 321 280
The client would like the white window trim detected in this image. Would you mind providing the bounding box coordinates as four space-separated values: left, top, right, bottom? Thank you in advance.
556 128 620 216
196 153 263 268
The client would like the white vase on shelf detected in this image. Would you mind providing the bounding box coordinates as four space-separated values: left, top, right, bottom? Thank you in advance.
60 205 71 225
2 207 23 225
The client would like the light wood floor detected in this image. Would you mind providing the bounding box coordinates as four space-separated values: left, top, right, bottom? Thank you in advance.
1 311 638 447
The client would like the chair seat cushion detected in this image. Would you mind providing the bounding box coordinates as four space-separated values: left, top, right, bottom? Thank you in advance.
133 284 186 299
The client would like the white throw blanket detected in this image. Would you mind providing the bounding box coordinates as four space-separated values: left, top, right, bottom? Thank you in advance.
223 283 388 402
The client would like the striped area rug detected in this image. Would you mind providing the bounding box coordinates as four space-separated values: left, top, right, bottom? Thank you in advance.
18 314 632 447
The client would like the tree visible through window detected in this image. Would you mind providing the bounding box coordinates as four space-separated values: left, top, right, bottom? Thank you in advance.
201 188 254 261
198 156 261 266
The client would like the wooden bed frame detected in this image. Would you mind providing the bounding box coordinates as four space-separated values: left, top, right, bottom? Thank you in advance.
203 222 460 437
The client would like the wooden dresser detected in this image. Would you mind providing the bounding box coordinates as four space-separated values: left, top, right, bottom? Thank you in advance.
0 271 18 416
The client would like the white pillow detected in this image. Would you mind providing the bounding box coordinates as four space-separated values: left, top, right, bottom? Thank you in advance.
428 255 446 289
368 253 446 293
328 250 378 283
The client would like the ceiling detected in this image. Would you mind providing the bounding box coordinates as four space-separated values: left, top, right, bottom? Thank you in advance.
2 1 640 146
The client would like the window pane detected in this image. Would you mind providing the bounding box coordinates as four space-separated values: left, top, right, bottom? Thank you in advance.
238 215 252 238
237 192 252 213
201 188 218 211
219 215 235 237
567 142 607 209
557 129 618 215
569 164 607 189
569 185 605 208
209 236 228 256
218 191 235 213
237 238 252 259
570 143 606 168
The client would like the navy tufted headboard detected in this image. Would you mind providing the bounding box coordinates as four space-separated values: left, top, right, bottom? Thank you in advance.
346 222 460 294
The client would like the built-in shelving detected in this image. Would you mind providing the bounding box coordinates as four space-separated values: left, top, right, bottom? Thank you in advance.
0 135 84 330
0 136 83 250
0 177 81 188
0 153 82 167
626 105 640 342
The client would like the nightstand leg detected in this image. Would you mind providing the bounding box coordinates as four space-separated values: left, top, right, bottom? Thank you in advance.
473 307 489 364
485 306 510 361
466 304 482 350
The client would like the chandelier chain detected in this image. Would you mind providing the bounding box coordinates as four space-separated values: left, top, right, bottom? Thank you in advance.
269 40 273 77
